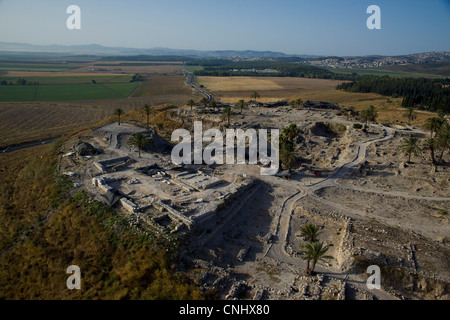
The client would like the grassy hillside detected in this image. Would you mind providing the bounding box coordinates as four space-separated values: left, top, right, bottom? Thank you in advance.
0 142 202 300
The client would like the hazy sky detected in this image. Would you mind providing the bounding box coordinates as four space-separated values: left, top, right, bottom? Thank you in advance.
0 0 449 56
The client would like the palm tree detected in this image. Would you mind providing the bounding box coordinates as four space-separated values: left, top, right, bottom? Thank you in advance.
200 97 209 108
424 117 444 138
251 91 260 101
436 122 450 165
279 142 297 170
290 98 303 108
360 105 378 125
142 104 151 130
114 108 124 125
399 136 422 163
222 106 232 126
300 242 331 275
128 133 151 158
187 99 195 110
403 107 417 125
235 99 247 114
210 100 218 112
281 123 299 143
300 224 321 242
423 138 437 166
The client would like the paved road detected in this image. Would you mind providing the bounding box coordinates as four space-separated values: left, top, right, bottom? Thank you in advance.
1 137 59 154
183 69 213 103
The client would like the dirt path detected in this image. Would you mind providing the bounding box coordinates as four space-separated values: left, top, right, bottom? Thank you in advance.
264 124 400 300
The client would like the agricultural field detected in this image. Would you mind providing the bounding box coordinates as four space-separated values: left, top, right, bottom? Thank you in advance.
197 76 345 102
0 102 112 147
197 76 434 126
0 70 194 147
0 82 139 102
133 75 192 97
0 64 80 72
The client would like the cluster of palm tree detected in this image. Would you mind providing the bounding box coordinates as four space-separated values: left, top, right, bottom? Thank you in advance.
299 224 331 275
279 124 299 170
400 115 449 167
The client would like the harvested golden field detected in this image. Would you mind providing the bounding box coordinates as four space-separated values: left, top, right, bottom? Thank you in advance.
197 76 345 102
198 76 436 126
0 102 111 147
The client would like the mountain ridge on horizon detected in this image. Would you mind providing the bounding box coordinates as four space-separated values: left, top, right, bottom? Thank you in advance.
0 41 449 61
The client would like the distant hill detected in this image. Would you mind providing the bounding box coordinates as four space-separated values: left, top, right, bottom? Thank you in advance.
0 41 448 68
0 41 320 59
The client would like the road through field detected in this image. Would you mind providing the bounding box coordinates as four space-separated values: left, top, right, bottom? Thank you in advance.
183 69 213 103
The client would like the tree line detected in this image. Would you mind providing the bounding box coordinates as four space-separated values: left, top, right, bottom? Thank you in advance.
336 77 450 113
0 78 40 86
189 59 358 80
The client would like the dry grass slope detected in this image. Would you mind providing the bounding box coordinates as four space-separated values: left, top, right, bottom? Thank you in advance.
0 142 202 300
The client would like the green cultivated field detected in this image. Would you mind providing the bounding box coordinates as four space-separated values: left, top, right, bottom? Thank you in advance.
0 82 138 102
0 75 131 85
0 64 80 72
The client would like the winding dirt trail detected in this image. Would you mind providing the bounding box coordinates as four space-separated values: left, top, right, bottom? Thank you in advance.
265 124 400 299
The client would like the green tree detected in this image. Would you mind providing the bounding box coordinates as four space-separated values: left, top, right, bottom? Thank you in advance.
235 100 247 114
114 108 124 125
281 123 299 143
300 224 321 242
300 242 331 275
142 104 152 130
128 133 151 158
187 99 196 110
290 98 303 108
424 117 444 138
279 124 299 170
200 97 209 108
359 105 378 125
399 136 422 163
403 107 417 125
423 138 437 166
210 100 218 111
279 143 297 170
435 121 450 165
251 91 260 101
222 106 232 126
